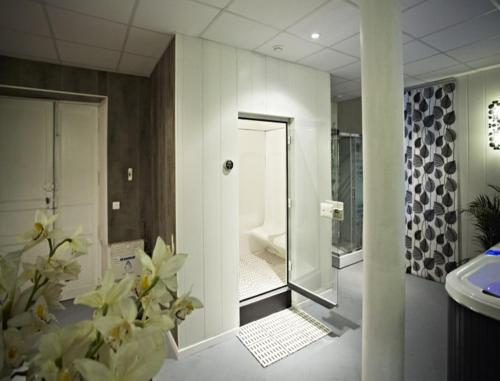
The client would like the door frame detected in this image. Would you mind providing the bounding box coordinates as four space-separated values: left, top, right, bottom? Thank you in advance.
237 112 337 310
237 114 290 303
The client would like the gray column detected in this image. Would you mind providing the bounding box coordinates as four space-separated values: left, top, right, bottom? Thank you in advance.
359 0 406 380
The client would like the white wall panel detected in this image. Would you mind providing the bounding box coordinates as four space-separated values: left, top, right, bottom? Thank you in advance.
220 44 239 333
175 35 206 347
176 34 331 348
457 66 500 259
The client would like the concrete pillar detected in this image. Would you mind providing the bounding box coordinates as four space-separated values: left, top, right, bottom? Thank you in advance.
359 0 406 380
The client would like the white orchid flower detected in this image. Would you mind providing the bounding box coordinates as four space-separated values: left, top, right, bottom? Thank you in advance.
8 296 55 330
17 210 58 249
66 226 91 256
139 282 174 319
170 294 203 322
136 237 186 294
75 271 134 311
3 328 28 369
31 321 96 381
93 297 138 348
74 327 166 381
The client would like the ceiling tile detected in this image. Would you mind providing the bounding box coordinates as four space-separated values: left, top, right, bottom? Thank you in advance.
349 0 425 11
331 75 349 86
118 53 158 76
331 34 360 58
256 32 322 62
401 0 495 37
299 48 357 71
57 40 120 70
0 0 51 36
403 53 458 76
196 0 232 8
466 53 500 69
402 33 414 44
330 61 361 80
415 63 470 80
48 7 127 50
287 0 359 46
422 11 500 51
0 28 57 61
125 27 173 58
228 0 326 30
401 0 426 11
333 79 361 95
336 92 361 101
44 0 135 24
404 75 422 87
203 12 278 50
133 0 219 35
403 40 439 63
446 36 500 62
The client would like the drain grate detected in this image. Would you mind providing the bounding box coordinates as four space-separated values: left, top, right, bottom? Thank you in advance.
238 308 331 367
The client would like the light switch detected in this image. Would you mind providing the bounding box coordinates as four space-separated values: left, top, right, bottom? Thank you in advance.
128 168 133 181
320 200 344 220
112 201 120 210
320 201 335 219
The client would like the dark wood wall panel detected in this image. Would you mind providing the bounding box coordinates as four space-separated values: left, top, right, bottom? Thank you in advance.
0 55 151 244
146 39 176 252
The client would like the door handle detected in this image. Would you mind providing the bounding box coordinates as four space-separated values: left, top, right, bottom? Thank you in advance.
223 160 234 172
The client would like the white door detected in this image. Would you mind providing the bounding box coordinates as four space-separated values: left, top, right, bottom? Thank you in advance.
56 102 99 299
0 97 99 299
0 97 54 262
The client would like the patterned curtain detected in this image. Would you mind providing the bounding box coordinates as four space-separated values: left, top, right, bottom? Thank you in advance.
404 82 458 282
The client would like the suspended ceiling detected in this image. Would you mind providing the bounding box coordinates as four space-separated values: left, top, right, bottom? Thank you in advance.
1 0 499 100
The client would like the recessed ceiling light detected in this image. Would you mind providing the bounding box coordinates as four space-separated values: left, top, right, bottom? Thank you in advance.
311 32 320 39
273 44 284 52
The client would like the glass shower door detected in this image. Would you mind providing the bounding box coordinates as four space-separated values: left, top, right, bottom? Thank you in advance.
332 132 363 267
287 121 338 309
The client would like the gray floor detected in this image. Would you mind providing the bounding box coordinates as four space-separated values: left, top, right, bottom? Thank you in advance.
56 262 448 381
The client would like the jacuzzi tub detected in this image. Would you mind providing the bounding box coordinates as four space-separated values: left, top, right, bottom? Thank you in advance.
445 247 500 381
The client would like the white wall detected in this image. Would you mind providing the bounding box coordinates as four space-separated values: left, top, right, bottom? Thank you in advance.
175 34 331 349
457 66 500 259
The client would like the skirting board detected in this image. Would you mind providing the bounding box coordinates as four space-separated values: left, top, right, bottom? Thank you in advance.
166 327 240 360
331 249 363 269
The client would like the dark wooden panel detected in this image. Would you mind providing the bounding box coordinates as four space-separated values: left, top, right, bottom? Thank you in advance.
20 59 62 91
147 38 175 252
61 65 99 95
448 297 500 381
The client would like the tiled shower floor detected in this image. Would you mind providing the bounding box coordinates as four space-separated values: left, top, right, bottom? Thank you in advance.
239 249 286 300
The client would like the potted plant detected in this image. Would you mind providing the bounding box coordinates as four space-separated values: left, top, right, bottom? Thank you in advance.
0 210 202 380
462 184 500 252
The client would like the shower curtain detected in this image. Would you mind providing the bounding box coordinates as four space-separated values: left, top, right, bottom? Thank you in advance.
404 81 458 282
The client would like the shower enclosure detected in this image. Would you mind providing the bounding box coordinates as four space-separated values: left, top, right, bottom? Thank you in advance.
331 131 363 268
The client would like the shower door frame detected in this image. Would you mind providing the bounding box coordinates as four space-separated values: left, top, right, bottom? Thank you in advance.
238 113 336 310
238 114 290 304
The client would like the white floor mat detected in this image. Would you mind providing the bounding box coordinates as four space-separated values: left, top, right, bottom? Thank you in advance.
238 308 331 367
239 250 286 300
